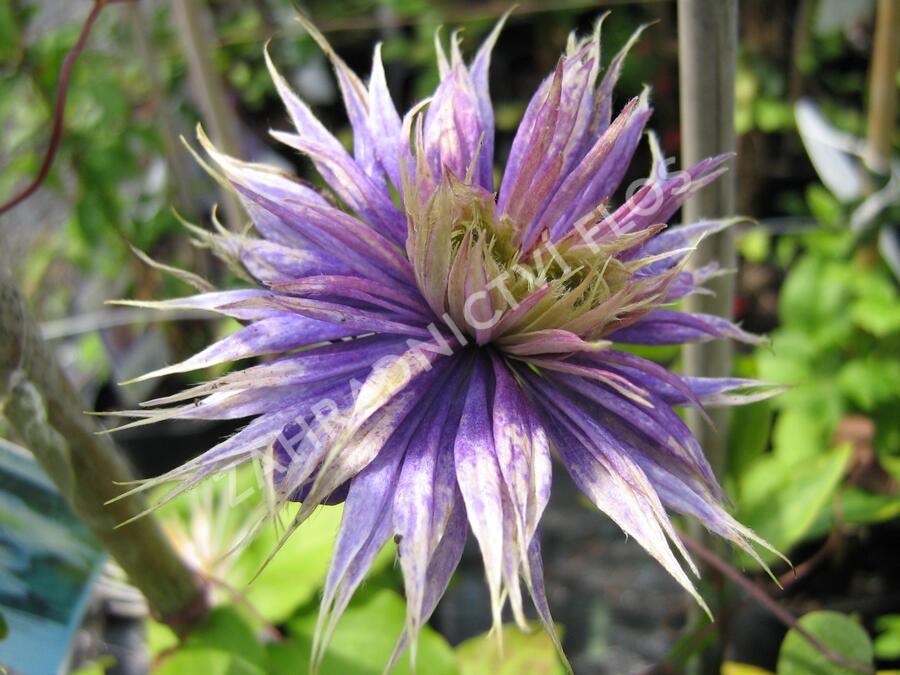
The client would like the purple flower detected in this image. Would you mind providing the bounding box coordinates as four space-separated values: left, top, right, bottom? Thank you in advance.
118 13 781 671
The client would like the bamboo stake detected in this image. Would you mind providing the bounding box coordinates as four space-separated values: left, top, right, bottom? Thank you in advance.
678 0 738 485
0 269 208 633
170 0 245 231
678 2 738 672
864 0 900 174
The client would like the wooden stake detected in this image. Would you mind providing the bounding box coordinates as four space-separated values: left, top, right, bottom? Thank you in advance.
678 0 738 483
678 2 738 671
170 0 246 231
865 0 900 174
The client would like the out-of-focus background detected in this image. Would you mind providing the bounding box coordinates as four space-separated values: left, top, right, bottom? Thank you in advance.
0 1 898 674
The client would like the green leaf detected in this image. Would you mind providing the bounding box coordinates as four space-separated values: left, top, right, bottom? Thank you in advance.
226 504 351 624
776 611 873 675
851 297 900 338
728 400 774 480
806 486 900 538
778 256 852 330
147 621 179 658
181 607 266 670
153 649 265 675
806 184 843 227
0 0 19 62
837 358 900 410
265 639 313 675
0 609 7 640
754 98 795 132
456 624 565 675
286 589 458 675
737 444 851 563
739 228 772 263
772 407 829 464
874 615 900 660
722 663 775 675
757 331 821 389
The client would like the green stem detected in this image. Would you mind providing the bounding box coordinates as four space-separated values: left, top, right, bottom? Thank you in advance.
0 269 208 633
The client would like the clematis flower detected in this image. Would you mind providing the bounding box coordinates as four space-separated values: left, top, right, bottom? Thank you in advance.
113 12 781 672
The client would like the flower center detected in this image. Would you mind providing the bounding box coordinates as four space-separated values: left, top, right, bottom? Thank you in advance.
405 176 666 346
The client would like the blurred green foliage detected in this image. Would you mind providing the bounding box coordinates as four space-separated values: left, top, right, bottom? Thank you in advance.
729 222 900 563
142 466 555 674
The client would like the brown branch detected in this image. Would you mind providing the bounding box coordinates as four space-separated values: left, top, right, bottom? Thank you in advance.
678 530 874 674
776 529 841 590
0 0 134 217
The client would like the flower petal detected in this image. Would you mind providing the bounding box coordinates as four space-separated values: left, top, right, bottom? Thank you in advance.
126 313 357 383
492 355 552 575
468 10 512 190
607 309 766 346
536 389 709 615
452 355 506 631
423 64 483 185
232 180 414 286
271 130 406 242
367 44 405 191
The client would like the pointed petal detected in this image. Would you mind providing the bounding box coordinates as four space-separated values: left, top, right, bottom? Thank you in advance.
393 364 466 639
128 314 357 382
468 10 512 190
295 15 384 185
525 535 571 674
423 64 483 184
497 60 565 225
542 367 720 496
269 275 432 322
110 289 282 321
271 130 406 243
491 355 552 568
497 329 611 357
537 394 709 615
593 154 731 240
607 309 766 346
231 179 414 286
543 96 652 243
205 230 353 282
387 491 467 672
453 356 505 631
141 334 408 407
368 44 405 191
594 24 648 135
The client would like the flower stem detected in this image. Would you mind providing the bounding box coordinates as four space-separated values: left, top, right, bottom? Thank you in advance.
0 269 208 634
